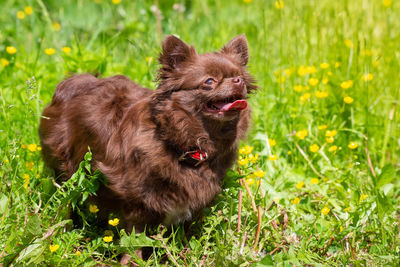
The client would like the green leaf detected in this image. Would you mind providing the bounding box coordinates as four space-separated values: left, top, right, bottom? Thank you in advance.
120 230 161 250
15 241 46 264
25 214 42 236
0 194 8 214
376 164 395 189
254 254 274 266
84 150 92 162
377 193 392 220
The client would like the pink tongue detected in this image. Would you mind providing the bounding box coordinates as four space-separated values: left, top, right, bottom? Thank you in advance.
220 100 248 112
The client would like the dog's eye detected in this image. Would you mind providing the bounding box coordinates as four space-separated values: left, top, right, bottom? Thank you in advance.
204 78 215 85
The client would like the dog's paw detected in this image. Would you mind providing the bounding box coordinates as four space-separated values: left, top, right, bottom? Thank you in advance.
196 137 215 156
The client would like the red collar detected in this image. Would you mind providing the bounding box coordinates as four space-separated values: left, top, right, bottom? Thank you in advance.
178 149 208 167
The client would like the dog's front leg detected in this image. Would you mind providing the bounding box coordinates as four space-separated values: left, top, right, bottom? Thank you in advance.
153 101 215 156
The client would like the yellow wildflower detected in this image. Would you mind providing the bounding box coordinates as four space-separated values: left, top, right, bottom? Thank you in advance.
372 60 379 67
383 0 392 7
145 56 154 63
296 181 304 189
284 68 294 76
335 62 341 68
327 71 333 76
238 158 249 166
275 0 284 9
344 96 354 104
103 236 113 242
359 194 368 202
239 145 253 155
89 204 99 213
273 69 281 76
1 58 10 67
343 207 350 212
361 73 373 81
309 144 319 153
24 6 33 15
293 85 303 92
287 151 292 155
21 144 27 149
75 251 81 256
44 48 56 55
16 11 25 20
52 22 61 31
315 91 328 99
112 0 122 4
340 226 344 232
276 76 285 83
273 198 280 202
6 46 17 55
344 39 353 48
310 178 319 185
320 62 330 69
321 207 330 215
49 244 60 253
361 49 372 57
268 154 278 161
307 66 317 74
246 178 255 185
268 138 276 147
291 197 300 205
298 66 307 76
296 129 308 140
308 78 319 86
322 77 329 84
317 125 327 130
23 174 29 189
108 218 120 226
249 153 259 163
62 46 71 53
254 170 265 177
326 136 334 143
300 93 311 103
37 146 42 151
340 80 354 89
325 130 337 137
26 161 34 170
348 142 358 149
27 144 37 152
243 0 253 3
328 145 338 152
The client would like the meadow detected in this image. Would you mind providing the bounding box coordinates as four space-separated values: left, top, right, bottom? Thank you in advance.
0 0 399 266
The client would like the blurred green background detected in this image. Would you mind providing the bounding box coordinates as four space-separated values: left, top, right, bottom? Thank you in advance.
1 0 399 265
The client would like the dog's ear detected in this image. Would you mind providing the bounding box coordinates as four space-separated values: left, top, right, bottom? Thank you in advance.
221 34 249 66
159 35 196 70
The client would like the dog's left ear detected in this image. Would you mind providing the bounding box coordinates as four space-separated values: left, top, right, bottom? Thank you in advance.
221 34 249 66
159 35 197 70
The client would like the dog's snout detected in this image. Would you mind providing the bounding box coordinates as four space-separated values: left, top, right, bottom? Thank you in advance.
232 77 243 86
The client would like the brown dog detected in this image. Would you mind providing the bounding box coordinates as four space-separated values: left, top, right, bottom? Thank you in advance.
39 35 257 233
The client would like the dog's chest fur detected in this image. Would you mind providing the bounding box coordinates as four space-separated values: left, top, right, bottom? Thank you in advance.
163 206 192 225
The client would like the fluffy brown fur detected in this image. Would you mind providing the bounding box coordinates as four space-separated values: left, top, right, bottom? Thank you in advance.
39 35 257 232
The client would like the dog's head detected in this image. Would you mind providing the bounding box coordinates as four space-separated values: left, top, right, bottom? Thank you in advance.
156 35 257 121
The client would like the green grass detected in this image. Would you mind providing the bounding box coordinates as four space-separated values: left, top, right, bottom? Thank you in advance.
1 0 399 265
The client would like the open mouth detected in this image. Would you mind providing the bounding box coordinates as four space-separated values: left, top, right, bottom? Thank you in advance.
204 96 248 114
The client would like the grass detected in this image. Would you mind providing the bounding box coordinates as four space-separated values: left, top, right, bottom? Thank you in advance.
0 0 399 265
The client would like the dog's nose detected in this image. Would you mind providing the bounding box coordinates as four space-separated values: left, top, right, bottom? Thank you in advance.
232 77 243 87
